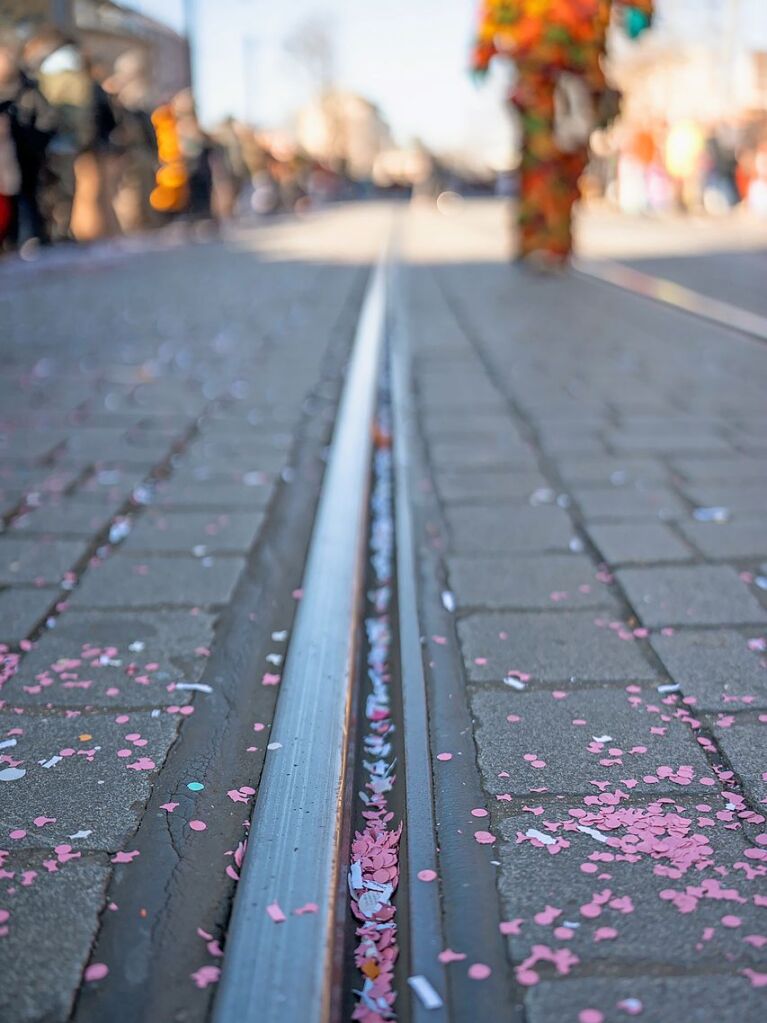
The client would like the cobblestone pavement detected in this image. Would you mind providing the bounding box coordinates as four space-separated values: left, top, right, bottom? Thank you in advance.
0 207 387 1023
2 201 766 1023
402 204 767 1022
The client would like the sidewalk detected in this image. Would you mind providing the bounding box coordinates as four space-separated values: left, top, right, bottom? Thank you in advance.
401 204 767 1021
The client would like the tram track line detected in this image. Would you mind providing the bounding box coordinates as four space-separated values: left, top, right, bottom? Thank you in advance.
573 258 767 344
212 256 387 1023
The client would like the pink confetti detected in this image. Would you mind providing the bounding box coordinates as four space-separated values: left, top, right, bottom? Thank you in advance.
579 1011 604 1023
111 850 140 864
436 753 452 762
474 831 496 845
499 919 523 935
438 948 467 963
470 808 488 818
191 965 220 989
84 963 109 982
468 963 491 980
417 869 437 882
160 802 179 812
189 820 207 832
293 903 318 916
262 673 281 686
266 901 286 923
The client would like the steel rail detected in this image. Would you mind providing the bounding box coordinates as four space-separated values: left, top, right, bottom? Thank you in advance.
574 257 767 344
212 253 387 1023
389 261 450 1022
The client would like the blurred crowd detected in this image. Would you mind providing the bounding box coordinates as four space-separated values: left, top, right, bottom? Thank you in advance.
0 26 357 258
589 116 767 217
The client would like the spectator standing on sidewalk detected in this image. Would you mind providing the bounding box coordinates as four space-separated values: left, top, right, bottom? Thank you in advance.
0 36 56 252
24 29 118 242
472 0 654 267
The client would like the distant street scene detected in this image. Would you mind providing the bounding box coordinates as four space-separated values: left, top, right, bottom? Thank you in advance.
1 3 767 1023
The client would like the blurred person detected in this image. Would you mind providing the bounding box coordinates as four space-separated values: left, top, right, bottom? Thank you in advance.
103 50 159 232
702 126 739 214
171 89 214 222
472 0 654 267
664 119 705 213
0 107 20 247
0 36 56 250
25 28 118 242
212 117 247 220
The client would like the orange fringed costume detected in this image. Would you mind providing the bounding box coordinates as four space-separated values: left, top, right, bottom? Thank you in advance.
473 0 654 262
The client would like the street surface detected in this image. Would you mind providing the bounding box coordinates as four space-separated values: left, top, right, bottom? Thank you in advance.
1 200 766 1022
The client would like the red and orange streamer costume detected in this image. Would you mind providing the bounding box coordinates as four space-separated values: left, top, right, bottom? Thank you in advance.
473 1 654 262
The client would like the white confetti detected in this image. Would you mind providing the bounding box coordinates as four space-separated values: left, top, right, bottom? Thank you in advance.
503 676 526 691
441 590 456 613
265 653 283 666
657 683 680 694
174 682 213 693
271 630 288 642
0 738 17 749
578 825 609 844
40 756 62 769
525 828 556 846
0 767 26 781
593 735 612 743
407 976 443 1010
68 830 93 840
693 506 730 523
267 742 282 751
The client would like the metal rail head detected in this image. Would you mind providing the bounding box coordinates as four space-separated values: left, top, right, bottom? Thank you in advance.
212 257 387 1023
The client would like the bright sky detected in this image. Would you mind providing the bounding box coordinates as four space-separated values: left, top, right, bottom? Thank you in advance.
122 0 511 159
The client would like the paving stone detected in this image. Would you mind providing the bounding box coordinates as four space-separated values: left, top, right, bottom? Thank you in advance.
586 523 694 564
457 611 659 684
497 811 764 973
0 537 89 585
610 431 732 454
446 506 573 554
10 500 117 538
682 483 767 513
617 566 767 627
679 519 767 560
152 479 274 509
524 976 767 1023
650 630 767 712
121 510 264 554
552 456 670 486
471 687 712 796
0 860 110 1023
671 456 767 483
2 610 214 707
434 469 549 504
571 486 687 521
447 554 616 610
711 722 767 805
429 439 537 471
68 554 245 608
0 711 179 849
0 588 58 643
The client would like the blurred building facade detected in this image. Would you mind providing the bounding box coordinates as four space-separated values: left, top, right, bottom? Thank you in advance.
612 0 767 121
296 90 392 180
0 0 190 104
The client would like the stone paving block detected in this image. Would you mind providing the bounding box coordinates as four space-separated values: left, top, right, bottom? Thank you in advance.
586 523 694 565
447 554 616 611
671 456 767 483
711 722 767 805
0 711 179 849
571 486 687 521
152 478 274 510
457 611 659 684
10 500 117 538
682 483 767 513
0 537 89 585
650 630 767 712
0 431 65 462
617 566 767 627
610 431 732 454
68 554 245 608
497 810 765 974
524 976 767 1023
434 469 549 504
471 687 712 796
446 506 573 555
2 609 214 707
679 519 767 560
0 588 58 643
555 457 671 487
0 860 110 1023
430 439 537 471
122 510 264 554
